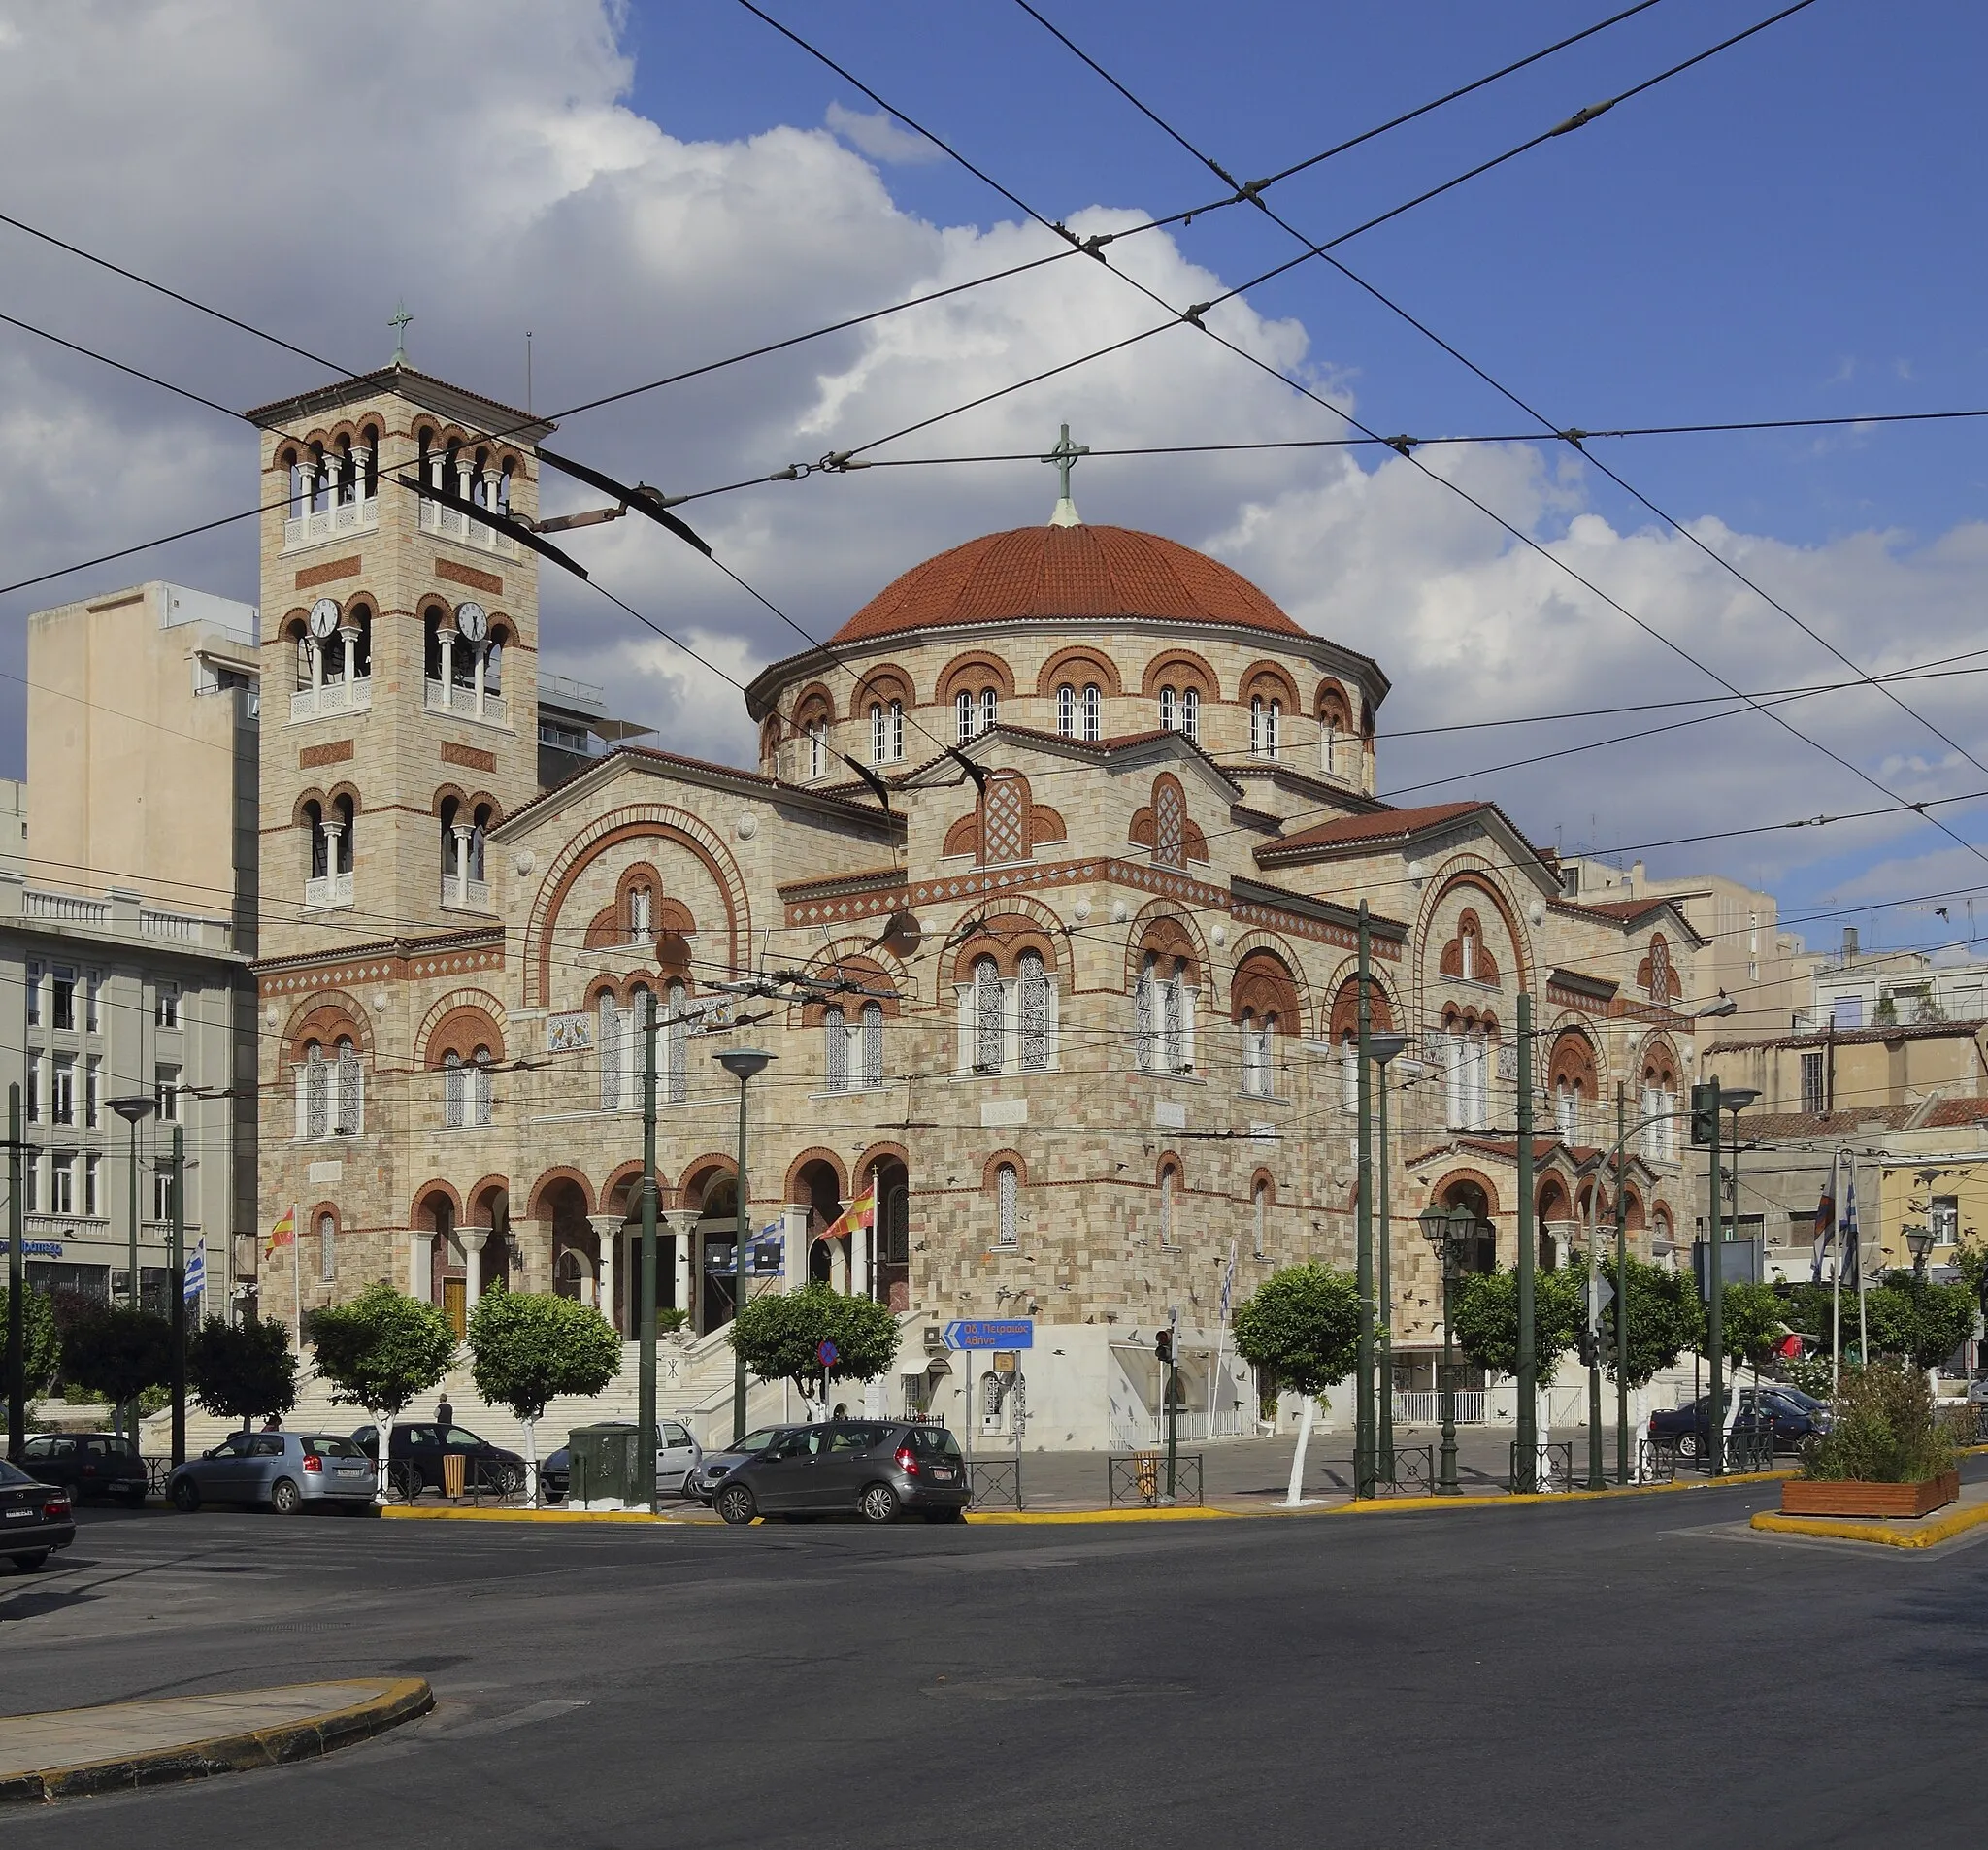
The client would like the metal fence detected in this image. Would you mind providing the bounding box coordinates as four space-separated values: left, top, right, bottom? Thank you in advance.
1108 1450 1205 1507
1393 1390 1488 1426
1509 1441 1575 1494
971 1456 1024 1511
1638 1437 1676 1483
1381 1444 1437 1493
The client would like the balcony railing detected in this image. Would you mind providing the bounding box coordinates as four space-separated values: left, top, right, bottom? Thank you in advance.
424 680 508 729
283 495 379 553
304 872 354 910
290 677 373 724
418 497 512 555
442 875 492 913
140 909 207 942
23 890 110 926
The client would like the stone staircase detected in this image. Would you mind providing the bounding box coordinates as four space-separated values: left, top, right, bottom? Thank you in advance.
142 1327 796 1461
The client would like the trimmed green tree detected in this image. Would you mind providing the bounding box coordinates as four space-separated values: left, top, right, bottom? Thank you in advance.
1452 1266 1582 1383
1867 1272 1977 1372
728 1284 901 1414
55 1301 172 1442
1595 1253 1703 1390
187 1314 298 1432
467 1286 621 1503
0 1285 60 1408
1231 1264 1360 1505
306 1284 457 1503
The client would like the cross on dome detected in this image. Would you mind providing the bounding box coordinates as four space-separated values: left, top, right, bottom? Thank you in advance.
1043 422 1089 528
388 301 414 368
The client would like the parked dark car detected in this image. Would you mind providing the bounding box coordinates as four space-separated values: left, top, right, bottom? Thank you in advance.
167 1433 377 1513
352 1422 528 1500
541 1419 701 1503
19 1432 149 1505
0 1457 75 1570
1648 1388 1828 1459
683 1425 783 1504
712 1420 969 1526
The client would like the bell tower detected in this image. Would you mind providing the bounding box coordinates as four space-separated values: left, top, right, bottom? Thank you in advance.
246 362 553 961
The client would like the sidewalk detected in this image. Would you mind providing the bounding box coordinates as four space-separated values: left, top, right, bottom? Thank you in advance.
0 1677 432 1804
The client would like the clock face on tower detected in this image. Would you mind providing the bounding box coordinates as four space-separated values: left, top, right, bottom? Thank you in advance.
308 598 341 640
455 601 488 644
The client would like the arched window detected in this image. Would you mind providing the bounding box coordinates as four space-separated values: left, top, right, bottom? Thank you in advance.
303 1041 328 1140
1136 954 1158 1072
334 1038 363 1136
823 1005 849 1092
318 1211 336 1283
1446 1025 1489 1130
1240 1010 1275 1098
628 882 653 943
666 981 688 1104
623 987 654 1106
1057 684 1077 738
1340 1032 1358 1110
598 992 622 1110
1159 1164 1178 1247
303 800 328 880
1253 1183 1268 1258
995 1163 1019 1247
1018 951 1052 1073
1160 965 1188 1073
473 1047 493 1127
860 1000 884 1089
956 691 975 743
1265 699 1280 758
1556 1080 1579 1143
1459 916 1478 983
1159 686 1177 732
1181 687 1200 743
973 957 1005 1074
1082 683 1102 742
807 724 826 781
443 1049 465 1129
981 688 998 735
870 700 903 765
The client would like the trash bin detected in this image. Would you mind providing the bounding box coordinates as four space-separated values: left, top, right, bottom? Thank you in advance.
567 1424 643 1508
442 1452 467 1501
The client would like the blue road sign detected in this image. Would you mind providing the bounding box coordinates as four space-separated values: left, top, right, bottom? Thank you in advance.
816 1339 839 1369
942 1318 1034 1350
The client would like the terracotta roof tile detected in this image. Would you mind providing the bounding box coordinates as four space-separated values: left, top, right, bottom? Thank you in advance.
829 524 1308 644
1257 800 1485 857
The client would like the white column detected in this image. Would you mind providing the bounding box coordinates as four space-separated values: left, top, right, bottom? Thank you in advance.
664 1208 700 1331
450 824 473 904
473 641 487 717
439 628 453 700
781 1205 809 1297
355 444 375 502
311 635 324 694
338 622 358 684
589 1213 623 1334
458 1228 489 1321
320 817 344 879
410 1231 435 1302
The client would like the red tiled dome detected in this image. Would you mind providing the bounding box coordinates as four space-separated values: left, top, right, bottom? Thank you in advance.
829 524 1307 644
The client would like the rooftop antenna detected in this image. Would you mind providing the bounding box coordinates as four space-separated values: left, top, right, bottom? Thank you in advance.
388 301 413 368
526 330 533 414
1043 422 1088 528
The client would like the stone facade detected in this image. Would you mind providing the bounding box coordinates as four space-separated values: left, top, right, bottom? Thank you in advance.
247 367 1707 1439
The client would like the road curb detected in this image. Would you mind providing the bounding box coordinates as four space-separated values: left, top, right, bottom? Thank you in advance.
380 1504 673 1524
966 1505 1237 1524
0 1677 432 1805
1335 1468 1795 1514
1749 1498 1988 1550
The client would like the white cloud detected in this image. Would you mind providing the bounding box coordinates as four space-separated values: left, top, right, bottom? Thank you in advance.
825 102 944 166
0 0 1982 932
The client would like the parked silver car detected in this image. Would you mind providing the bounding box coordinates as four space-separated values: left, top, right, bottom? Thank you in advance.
167 1432 378 1514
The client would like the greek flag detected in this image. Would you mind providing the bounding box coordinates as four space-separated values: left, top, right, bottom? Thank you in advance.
183 1237 206 1304
1840 1166 1861 1291
1810 1176 1835 1283
1219 1239 1238 1321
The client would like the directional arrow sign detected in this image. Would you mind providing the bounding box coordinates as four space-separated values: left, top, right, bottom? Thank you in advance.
1587 1273 1615 1333
942 1318 1034 1351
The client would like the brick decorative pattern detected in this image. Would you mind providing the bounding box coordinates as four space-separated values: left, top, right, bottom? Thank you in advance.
441 741 497 773
435 557 503 595
294 555 363 590
298 740 354 769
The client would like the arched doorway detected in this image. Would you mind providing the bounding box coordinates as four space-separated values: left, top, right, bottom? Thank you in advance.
870 1159 911 1309
469 1180 511 1298
692 1171 740 1332
417 1188 466 1338
795 1159 845 1290
543 1177 597 1309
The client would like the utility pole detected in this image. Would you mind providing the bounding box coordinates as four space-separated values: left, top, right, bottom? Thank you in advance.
1353 903 1375 1501
1584 1233 1605 1492
1614 1083 1630 1484
1706 1074 1725 1477
716 1049 774 1446
638 1002 658 1513
7 1085 22 1463
1515 991 1537 1494
169 1122 186 1469
1165 1305 1179 1501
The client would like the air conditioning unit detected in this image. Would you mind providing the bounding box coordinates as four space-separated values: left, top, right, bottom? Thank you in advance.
922 1326 947 1353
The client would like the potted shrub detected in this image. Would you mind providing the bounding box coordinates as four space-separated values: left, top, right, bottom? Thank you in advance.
1781 1358 1961 1518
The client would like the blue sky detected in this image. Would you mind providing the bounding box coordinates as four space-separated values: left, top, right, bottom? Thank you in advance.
1 0 1985 955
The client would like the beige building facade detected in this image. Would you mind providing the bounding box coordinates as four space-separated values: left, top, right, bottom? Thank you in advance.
248 365 1715 1446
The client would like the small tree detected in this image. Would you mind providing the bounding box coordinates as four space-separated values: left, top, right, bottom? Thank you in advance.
0 1285 61 1410
728 1284 901 1413
1451 1266 1582 1383
467 1286 621 1503
1801 1356 1954 1484
1231 1264 1359 1505
1595 1253 1702 1390
187 1313 298 1432
306 1284 456 1503
56 1301 172 1442
1867 1272 1977 1372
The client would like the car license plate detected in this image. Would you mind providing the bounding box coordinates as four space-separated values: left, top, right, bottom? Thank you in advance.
4 1507 32 1520
931 1468 958 1481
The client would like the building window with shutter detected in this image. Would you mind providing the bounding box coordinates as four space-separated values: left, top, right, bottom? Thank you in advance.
972 957 1005 1074
667 981 689 1104
334 1040 363 1136
823 1005 850 1093
473 1048 493 1126
860 1001 884 1089
598 994 622 1110
1018 951 1052 1073
444 1051 465 1128
1800 1050 1824 1114
995 1163 1019 1247
319 1211 336 1282
303 1043 329 1140
1136 957 1158 1073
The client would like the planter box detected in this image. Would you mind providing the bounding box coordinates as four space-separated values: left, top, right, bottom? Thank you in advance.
1780 1471 1959 1519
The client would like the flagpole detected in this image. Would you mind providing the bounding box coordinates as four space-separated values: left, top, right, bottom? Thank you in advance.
1853 1154 1869 1361
290 1201 303 1352
1830 1148 1841 1395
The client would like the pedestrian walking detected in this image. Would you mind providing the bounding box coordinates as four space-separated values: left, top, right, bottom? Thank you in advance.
437 1394 454 1427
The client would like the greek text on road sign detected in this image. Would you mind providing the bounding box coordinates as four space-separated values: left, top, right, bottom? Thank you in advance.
943 1318 1034 1350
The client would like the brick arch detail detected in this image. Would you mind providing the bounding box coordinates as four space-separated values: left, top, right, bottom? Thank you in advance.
1123 898 1209 992
282 991 374 1061
1428 1166 1502 1220
935 650 1016 705
527 1167 596 1220
465 1174 511 1220
522 807 748 1008
785 1147 849 1205
1035 645 1123 700
413 987 509 1067
1637 1031 1682 1088
410 1178 464 1230
1226 930 1312 1024
1238 660 1302 710
854 1140 911 1188
1547 1025 1601 1095
789 680 836 728
847 663 915 720
981 1148 1029 1191
951 914 1061 982
678 1154 738 1206
1412 857 1537 1010
1325 974 1397 1041
1138 648 1220 701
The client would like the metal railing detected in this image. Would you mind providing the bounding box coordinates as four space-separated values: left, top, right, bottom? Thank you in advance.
1637 1438 1676 1483
1509 1440 1575 1494
970 1457 1024 1511
1108 1450 1204 1506
1381 1444 1437 1492
1393 1389 1488 1426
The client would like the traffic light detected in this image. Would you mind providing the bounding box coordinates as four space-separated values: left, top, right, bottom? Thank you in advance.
1690 1082 1718 1147
1574 1324 1598 1368
1154 1329 1173 1366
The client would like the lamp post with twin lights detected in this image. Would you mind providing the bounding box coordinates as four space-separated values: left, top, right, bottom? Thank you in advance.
1417 1202 1480 1496
715 1047 775 1446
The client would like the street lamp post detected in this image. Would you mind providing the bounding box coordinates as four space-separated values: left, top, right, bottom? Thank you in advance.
1370 1030 1408 1483
1905 1225 1934 1277
1418 1203 1474 1495
1709 1083 1759 1477
107 1095 156 1447
715 1047 774 1446
1353 904 1375 1501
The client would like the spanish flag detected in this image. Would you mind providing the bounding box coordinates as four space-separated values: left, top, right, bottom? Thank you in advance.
265 1206 296 1260
821 1192 876 1242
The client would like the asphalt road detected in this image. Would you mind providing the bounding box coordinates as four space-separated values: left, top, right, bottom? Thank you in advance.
5 1471 1984 1849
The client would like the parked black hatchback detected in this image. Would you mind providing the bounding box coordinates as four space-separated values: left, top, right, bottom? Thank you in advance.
713 1420 969 1526
19 1432 149 1505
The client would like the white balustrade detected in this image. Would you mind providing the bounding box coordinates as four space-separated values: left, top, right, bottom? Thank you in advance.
288 677 373 724
442 876 492 913
304 872 354 910
417 497 512 556
423 680 508 729
282 495 379 552
140 910 203 942
23 891 110 925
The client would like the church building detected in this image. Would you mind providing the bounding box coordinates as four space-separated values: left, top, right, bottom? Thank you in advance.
248 362 1705 1447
